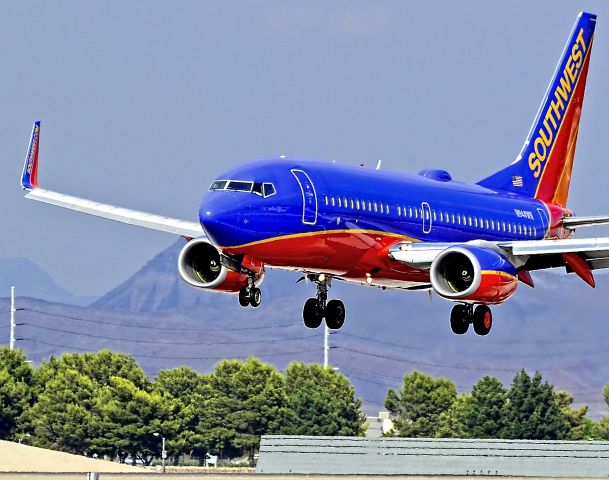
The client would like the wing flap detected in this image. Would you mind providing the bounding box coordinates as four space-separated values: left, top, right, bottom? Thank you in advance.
502 238 609 256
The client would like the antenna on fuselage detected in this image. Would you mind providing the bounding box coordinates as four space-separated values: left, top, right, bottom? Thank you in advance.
376 160 382 170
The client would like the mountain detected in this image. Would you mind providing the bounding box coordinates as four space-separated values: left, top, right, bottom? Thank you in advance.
3 242 609 419
0 257 95 306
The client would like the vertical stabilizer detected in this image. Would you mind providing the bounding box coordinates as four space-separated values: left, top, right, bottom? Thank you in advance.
21 121 41 190
478 12 596 207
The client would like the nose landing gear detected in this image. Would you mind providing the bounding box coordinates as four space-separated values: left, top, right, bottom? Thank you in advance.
450 303 493 336
302 275 346 330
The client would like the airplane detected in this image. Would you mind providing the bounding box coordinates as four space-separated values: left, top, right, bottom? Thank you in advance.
20 12 609 336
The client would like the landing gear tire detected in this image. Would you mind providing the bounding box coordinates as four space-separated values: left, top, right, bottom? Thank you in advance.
325 299 345 330
473 305 492 336
238 288 250 307
303 298 323 329
450 304 470 335
249 287 262 308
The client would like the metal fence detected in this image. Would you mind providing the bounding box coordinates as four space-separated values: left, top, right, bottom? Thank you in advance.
256 436 609 477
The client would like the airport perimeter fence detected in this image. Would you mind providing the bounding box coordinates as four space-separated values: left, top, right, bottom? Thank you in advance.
256 435 609 477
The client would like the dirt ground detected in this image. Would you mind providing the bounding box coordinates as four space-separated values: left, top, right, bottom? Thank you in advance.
0 440 147 473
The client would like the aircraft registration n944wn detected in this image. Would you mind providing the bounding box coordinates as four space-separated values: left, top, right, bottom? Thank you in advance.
20 12 609 336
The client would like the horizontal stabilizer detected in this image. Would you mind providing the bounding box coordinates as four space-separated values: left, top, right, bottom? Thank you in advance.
562 216 609 229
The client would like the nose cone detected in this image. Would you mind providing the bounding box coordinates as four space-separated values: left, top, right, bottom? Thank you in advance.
199 193 244 247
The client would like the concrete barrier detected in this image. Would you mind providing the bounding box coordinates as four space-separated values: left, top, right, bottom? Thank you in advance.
256 436 609 477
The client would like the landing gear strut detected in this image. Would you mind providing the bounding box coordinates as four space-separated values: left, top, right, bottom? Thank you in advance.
302 275 346 330
450 304 493 336
239 275 261 308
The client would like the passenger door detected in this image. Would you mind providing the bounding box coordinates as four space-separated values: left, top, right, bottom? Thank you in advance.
291 169 318 225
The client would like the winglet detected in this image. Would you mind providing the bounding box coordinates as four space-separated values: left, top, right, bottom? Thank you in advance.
21 121 41 190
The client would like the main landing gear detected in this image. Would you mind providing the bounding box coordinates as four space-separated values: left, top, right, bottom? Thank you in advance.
239 275 261 308
302 275 346 330
450 304 493 336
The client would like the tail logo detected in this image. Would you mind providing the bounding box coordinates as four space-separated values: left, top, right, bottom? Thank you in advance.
27 123 40 175
528 28 588 178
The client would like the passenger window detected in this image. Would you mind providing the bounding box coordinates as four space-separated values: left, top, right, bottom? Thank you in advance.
397 205 402 216
462 215 467 225
490 220 494 229
361 200 366 211
485 219 489 229
331 197 335 207
350 199 354 209
368 201 372 211
439 212 443 222
473 217 478 228
338 197 342 207
386 204 390 214
374 202 378 213
324 195 328 206
433 211 437 221
408 207 413 217
380 204 384 214
355 199 360 210
468 216 472 227
343 197 348 208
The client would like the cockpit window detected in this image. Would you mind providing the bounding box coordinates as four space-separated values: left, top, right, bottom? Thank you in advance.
209 179 276 197
263 183 276 197
252 182 264 196
209 180 227 190
226 181 253 192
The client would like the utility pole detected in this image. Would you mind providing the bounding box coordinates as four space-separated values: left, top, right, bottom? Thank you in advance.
10 287 15 351
323 324 329 368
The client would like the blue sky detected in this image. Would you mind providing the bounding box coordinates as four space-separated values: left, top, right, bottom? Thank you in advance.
2 1 609 296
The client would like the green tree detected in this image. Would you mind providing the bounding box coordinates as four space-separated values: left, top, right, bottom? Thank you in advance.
435 393 470 438
281 363 365 436
207 358 287 465
92 376 180 465
0 348 36 439
503 370 569 440
154 366 214 464
462 376 508 438
385 371 457 437
36 351 148 390
555 391 588 440
26 368 97 454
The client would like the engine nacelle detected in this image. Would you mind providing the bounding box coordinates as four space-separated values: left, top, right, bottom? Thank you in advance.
430 245 518 304
178 238 263 293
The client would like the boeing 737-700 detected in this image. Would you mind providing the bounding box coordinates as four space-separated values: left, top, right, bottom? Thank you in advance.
20 12 609 336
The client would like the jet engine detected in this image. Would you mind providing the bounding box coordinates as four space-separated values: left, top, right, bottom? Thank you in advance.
429 245 518 304
178 238 263 292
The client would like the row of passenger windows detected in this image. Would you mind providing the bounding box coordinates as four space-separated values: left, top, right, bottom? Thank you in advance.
322 195 537 237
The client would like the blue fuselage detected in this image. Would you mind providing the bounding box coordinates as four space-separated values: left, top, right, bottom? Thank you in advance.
200 158 551 253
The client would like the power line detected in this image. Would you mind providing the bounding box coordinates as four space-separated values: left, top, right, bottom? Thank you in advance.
21 337 321 360
22 322 319 346
22 308 302 332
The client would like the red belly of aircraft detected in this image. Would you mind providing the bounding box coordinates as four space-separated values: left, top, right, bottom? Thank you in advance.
224 231 430 285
